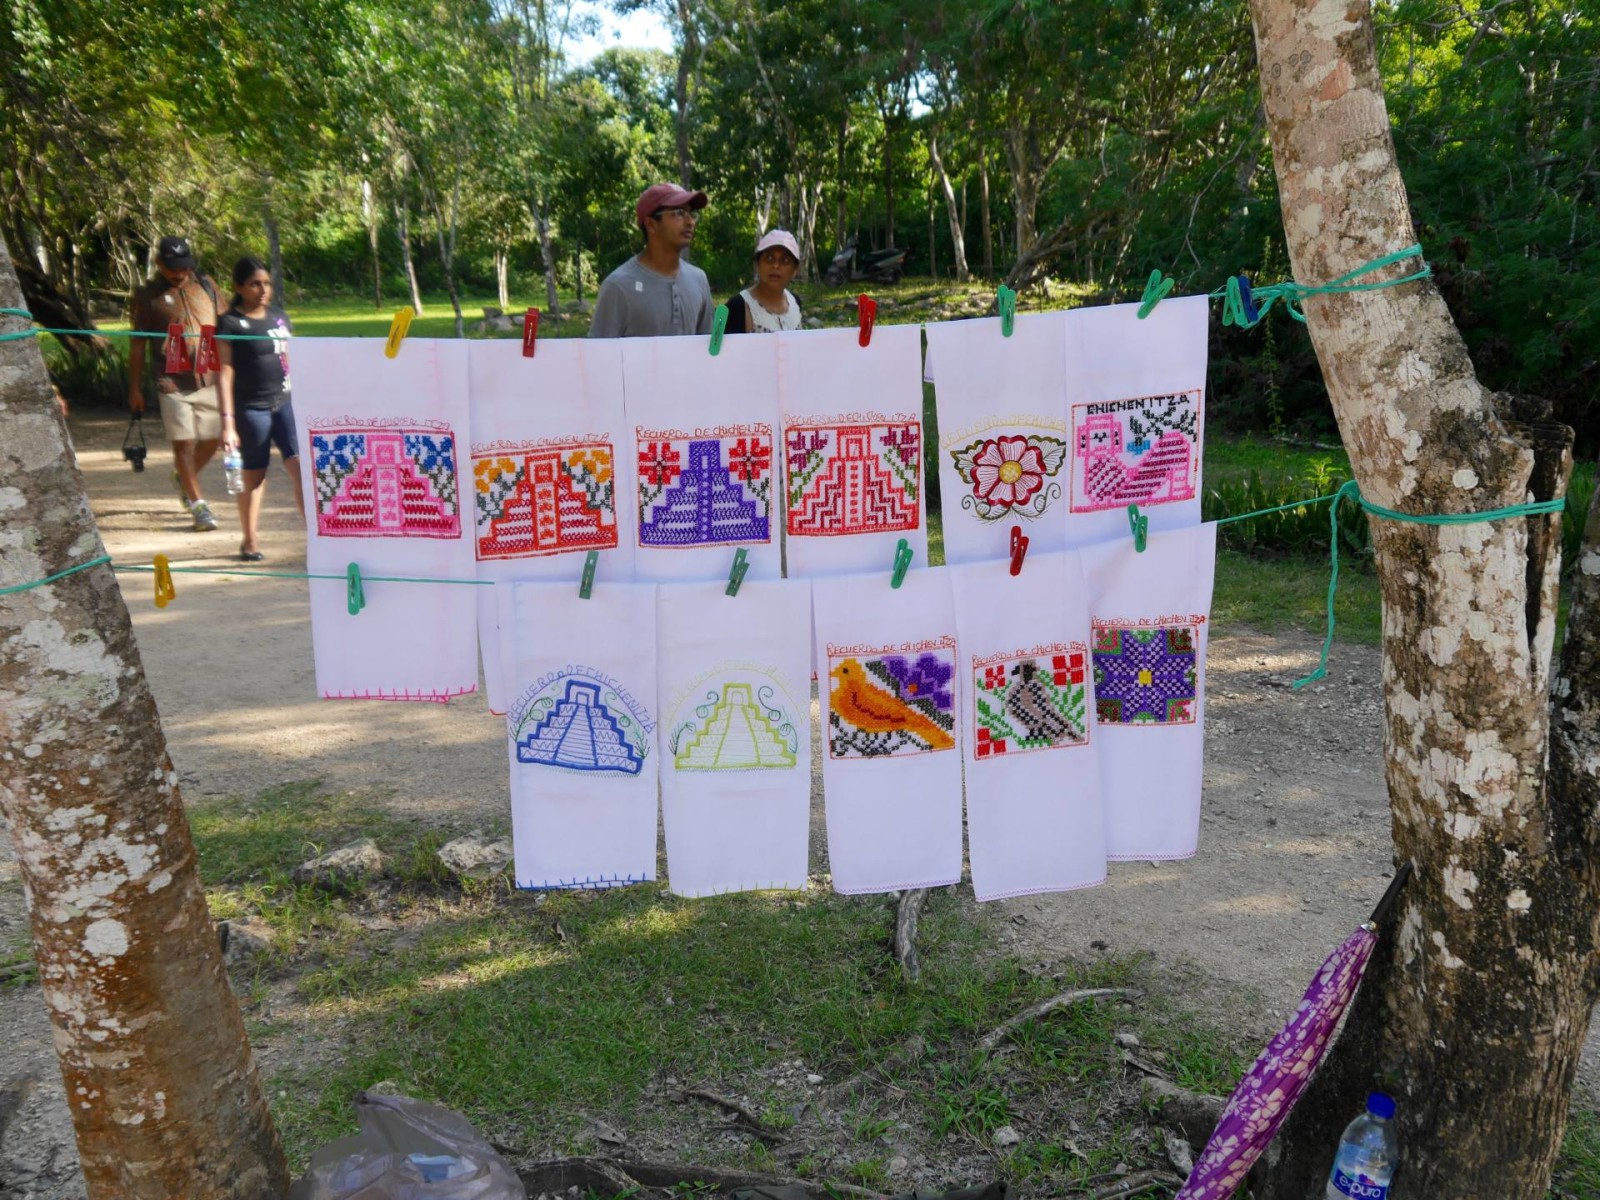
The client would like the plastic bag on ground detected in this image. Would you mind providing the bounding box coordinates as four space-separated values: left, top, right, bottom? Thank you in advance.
287 1089 527 1200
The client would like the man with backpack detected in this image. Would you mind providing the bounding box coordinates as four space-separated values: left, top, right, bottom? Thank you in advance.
128 236 226 531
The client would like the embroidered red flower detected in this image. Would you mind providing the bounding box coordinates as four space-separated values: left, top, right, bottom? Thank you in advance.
639 441 682 487
727 436 771 483
984 665 1007 690
976 728 1006 757
971 436 1048 508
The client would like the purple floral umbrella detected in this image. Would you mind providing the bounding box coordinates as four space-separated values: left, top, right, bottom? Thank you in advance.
1176 864 1411 1199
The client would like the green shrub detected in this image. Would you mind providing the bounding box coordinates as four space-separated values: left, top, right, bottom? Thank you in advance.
1203 456 1369 560
43 339 135 411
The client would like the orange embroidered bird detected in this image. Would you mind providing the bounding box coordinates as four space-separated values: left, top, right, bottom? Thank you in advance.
829 658 956 751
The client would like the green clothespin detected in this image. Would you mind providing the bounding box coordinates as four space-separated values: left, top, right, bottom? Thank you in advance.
578 550 598 599
709 304 729 356
1137 269 1174 319
346 562 366 614
996 285 1017 337
725 547 749 597
1223 275 1258 329
1126 504 1148 553
890 538 913 588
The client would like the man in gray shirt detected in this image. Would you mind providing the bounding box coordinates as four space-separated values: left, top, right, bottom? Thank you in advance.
588 183 716 338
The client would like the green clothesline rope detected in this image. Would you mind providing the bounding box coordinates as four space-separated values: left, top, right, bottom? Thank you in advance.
0 554 112 596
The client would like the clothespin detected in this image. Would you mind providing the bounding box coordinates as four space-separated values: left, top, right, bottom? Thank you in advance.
195 323 220 372
996 285 1017 337
857 295 877 347
522 308 539 358
709 304 729 356
1236 273 1260 325
889 537 913 589
163 323 191 373
578 550 598 599
384 306 415 359
1008 525 1029 576
1223 275 1261 329
1137 269 1175 319
1127 504 1148 553
725 547 749 597
346 562 366 615
152 553 176 608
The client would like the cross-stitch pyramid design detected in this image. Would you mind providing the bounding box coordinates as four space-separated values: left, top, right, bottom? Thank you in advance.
313 428 459 538
476 447 615 560
517 680 644 774
788 425 919 536
640 439 769 547
675 683 796 771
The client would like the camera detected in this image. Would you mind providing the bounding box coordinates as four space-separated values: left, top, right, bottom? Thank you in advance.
123 416 147 472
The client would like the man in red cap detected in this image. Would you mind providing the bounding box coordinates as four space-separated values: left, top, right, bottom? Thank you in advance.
588 183 714 338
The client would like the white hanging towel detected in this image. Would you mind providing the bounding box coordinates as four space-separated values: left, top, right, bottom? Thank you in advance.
926 312 1072 566
296 338 477 701
503 580 659 889
657 579 812 897
1080 523 1217 860
950 550 1106 900
812 567 962 894
776 325 929 577
621 334 782 583
1062 296 1208 548
468 338 632 713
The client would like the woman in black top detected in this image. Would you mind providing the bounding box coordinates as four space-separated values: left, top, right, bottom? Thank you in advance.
218 257 302 561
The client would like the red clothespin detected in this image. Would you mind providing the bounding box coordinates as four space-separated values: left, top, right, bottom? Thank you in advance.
857 294 877 347
522 308 540 358
1008 525 1029 577
164 323 191 373
195 323 220 372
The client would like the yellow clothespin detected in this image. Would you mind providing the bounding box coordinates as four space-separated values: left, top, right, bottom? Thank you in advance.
384 306 415 359
153 554 176 608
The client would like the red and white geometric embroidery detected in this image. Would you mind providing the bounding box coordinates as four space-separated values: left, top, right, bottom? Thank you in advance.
785 422 920 536
473 442 616 561
311 425 460 538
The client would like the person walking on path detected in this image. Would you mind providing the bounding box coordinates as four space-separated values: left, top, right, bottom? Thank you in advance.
217 256 303 562
722 229 804 334
587 183 714 338
127 235 225 532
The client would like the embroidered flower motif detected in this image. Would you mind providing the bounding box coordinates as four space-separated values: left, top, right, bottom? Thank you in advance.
727 436 772 483
878 652 954 713
570 447 612 485
975 727 1006 757
786 429 826 475
949 432 1067 522
639 441 683 487
475 456 515 493
879 423 920 467
983 665 1007 690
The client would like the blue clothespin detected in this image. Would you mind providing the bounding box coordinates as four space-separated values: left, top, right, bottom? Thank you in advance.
346 562 366 614
1223 274 1262 329
1137 269 1174 319
725 547 749 597
709 304 729 356
996 285 1017 337
1126 504 1148 553
890 538 913 589
578 550 598 598
1236 273 1260 324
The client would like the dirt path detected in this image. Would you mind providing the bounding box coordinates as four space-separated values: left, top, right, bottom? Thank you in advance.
2 414 1595 1196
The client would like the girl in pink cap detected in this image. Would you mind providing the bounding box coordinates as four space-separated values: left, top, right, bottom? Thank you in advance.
724 229 804 334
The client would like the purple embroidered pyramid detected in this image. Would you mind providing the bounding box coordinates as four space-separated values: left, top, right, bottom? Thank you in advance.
516 680 644 774
638 437 770 547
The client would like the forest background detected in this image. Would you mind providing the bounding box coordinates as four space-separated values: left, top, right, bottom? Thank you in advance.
2 0 1595 449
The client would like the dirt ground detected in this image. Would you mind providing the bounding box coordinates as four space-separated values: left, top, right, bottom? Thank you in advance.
2 414 1596 1197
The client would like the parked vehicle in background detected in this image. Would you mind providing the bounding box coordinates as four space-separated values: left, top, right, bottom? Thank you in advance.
825 236 907 285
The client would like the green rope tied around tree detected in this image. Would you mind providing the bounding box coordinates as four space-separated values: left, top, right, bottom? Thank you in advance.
1295 478 1566 689
0 554 111 595
1211 244 1433 330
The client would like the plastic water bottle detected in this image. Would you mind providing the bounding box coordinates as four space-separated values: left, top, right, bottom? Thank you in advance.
223 447 245 495
1326 1092 1399 1199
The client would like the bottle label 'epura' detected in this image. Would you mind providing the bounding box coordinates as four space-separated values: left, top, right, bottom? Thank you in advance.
1332 1168 1389 1200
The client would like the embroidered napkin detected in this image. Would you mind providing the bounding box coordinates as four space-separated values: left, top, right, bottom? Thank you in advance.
1062 295 1208 548
657 579 812 897
622 334 781 583
926 312 1071 566
812 566 962 894
1080 523 1217 860
469 338 632 713
951 550 1105 900
296 338 477 701
776 325 929 578
503 580 659 889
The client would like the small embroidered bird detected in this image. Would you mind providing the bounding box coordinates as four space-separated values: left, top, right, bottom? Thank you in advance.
830 658 955 750
1005 661 1073 745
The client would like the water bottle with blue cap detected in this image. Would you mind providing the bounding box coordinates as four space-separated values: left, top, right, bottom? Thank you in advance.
1325 1092 1399 1198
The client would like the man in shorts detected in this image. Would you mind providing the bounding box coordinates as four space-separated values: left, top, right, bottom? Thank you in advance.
128 236 225 531
587 183 714 338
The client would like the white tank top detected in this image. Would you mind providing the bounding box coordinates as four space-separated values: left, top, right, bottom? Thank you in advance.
741 287 802 333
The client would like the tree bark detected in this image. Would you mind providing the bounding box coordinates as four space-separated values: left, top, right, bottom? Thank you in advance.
979 150 993 280
262 202 285 306
533 189 559 316
673 0 698 188
0 232 287 1199
395 196 424 316
495 248 510 311
928 128 970 282
1246 2 1599 1195
362 177 382 310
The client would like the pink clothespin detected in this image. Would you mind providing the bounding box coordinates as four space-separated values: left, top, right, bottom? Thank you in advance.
857 294 877 347
195 324 220 372
1008 525 1029 576
522 308 539 358
164 323 191 373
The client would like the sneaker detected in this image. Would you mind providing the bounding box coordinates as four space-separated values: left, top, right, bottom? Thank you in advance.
191 499 217 532
173 469 193 512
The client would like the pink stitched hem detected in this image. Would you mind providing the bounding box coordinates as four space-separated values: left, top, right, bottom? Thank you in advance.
321 684 478 704
1106 848 1196 863
831 874 960 896
976 875 1107 902
670 879 809 899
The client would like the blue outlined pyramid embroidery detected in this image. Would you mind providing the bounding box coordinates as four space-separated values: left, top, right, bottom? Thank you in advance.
673 683 797 771
516 680 644 774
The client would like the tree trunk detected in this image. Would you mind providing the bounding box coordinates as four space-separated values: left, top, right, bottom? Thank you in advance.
495 248 509 311
673 0 697 188
1246 2 1599 1195
979 151 993 280
533 189 559 315
395 197 424 316
262 202 285 305
362 178 382 309
884 122 896 248
1005 128 1039 259
928 128 969 282
0 232 288 1199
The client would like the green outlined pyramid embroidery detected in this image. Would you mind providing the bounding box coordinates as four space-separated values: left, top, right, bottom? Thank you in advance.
671 682 798 771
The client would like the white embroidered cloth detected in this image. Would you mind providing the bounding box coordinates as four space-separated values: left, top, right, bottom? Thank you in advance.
296 338 477 701
951 550 1106 900
1080 523 1217 860
503 580 660 889
657 579 812 897
468 338 631 713
1062 296 1208 547
926 312 1072 565
812 567 962 894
